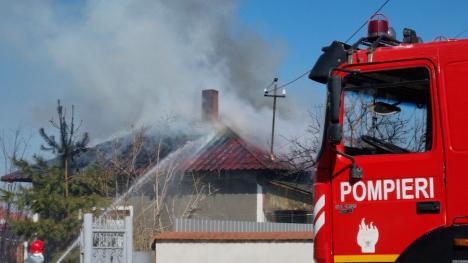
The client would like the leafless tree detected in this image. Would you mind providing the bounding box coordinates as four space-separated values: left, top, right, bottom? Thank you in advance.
94 127 213 251
0 128 31 262
109 126 148 194
280 105 325 171
0 128 32 176
131 168 211 250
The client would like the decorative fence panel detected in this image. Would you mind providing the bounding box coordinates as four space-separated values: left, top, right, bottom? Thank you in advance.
81 213 133 263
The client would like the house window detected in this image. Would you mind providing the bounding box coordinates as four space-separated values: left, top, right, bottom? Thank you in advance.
272 210 312 223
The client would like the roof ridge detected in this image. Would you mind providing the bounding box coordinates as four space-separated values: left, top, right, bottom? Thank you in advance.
222 127 272 169
186 125 288 172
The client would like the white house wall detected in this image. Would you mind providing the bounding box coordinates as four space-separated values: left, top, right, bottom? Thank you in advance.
155 241 314 263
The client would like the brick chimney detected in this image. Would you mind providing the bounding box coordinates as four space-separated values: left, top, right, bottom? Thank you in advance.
202 89 219 122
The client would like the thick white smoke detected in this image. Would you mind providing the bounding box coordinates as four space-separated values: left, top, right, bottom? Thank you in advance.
0 0 310 151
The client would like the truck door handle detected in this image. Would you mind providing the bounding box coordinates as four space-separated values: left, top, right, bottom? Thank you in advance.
416 201 440 214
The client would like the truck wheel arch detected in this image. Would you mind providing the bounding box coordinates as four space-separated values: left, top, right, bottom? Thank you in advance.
397 225 468 263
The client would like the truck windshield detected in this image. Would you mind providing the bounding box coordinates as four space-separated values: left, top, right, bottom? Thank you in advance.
343 67 431 156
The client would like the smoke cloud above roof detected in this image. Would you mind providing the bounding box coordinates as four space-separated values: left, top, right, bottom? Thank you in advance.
0 0 310 151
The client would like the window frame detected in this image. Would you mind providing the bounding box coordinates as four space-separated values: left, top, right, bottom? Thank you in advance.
338 61 438 157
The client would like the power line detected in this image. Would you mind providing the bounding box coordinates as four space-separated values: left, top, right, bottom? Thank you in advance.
264 68 311 94
262 0 391 95
264 68 311 93
264 79 275 91
278 69 311 89
344 0 391 44
264 0 391 92
454 26 468 38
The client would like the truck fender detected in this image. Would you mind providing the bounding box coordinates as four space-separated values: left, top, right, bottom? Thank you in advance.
397 225 468 263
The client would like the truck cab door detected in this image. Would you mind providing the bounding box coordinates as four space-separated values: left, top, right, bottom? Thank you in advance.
330 63 445 262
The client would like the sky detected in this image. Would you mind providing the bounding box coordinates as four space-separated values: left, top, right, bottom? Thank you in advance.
1 0 468 173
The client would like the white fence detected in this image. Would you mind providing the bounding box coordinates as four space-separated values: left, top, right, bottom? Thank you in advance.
173 218 313 232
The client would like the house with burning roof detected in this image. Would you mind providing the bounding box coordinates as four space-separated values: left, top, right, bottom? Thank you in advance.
110 90 313 229
1 90 313 225
167 90 313 223
180 124 312 223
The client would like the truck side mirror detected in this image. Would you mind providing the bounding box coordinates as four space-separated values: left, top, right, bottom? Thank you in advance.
328 123 342 145
309 41 350 84
328 76 342 144
329 75 342 123
327 74 363 179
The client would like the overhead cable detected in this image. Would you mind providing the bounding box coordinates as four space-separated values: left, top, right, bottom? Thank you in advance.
344 0 391 43
266 0 391 91
277 69 311 89
454 26 468 38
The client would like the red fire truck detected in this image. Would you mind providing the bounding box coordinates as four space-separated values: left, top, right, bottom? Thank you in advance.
310 14 468 262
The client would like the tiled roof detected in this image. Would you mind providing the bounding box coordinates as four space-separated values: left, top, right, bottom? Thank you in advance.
186 127 288 173
0 208 24 221
2 126 288 182
1 170 31 183
153 231 313 241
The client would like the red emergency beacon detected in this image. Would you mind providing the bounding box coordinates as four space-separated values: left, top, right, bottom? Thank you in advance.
368 13 389 38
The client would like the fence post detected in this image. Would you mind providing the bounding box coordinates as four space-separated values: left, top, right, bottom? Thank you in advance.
125 216 133 263
83 214 93 263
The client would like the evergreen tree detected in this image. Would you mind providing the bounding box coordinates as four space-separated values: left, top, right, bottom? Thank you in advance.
39 100 89 198
5 101 111 260
11 157 106 260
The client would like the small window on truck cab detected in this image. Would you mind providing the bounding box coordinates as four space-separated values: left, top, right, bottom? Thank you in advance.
343 67 431 156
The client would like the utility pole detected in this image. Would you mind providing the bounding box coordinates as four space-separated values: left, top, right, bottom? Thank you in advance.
264 78 286 160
